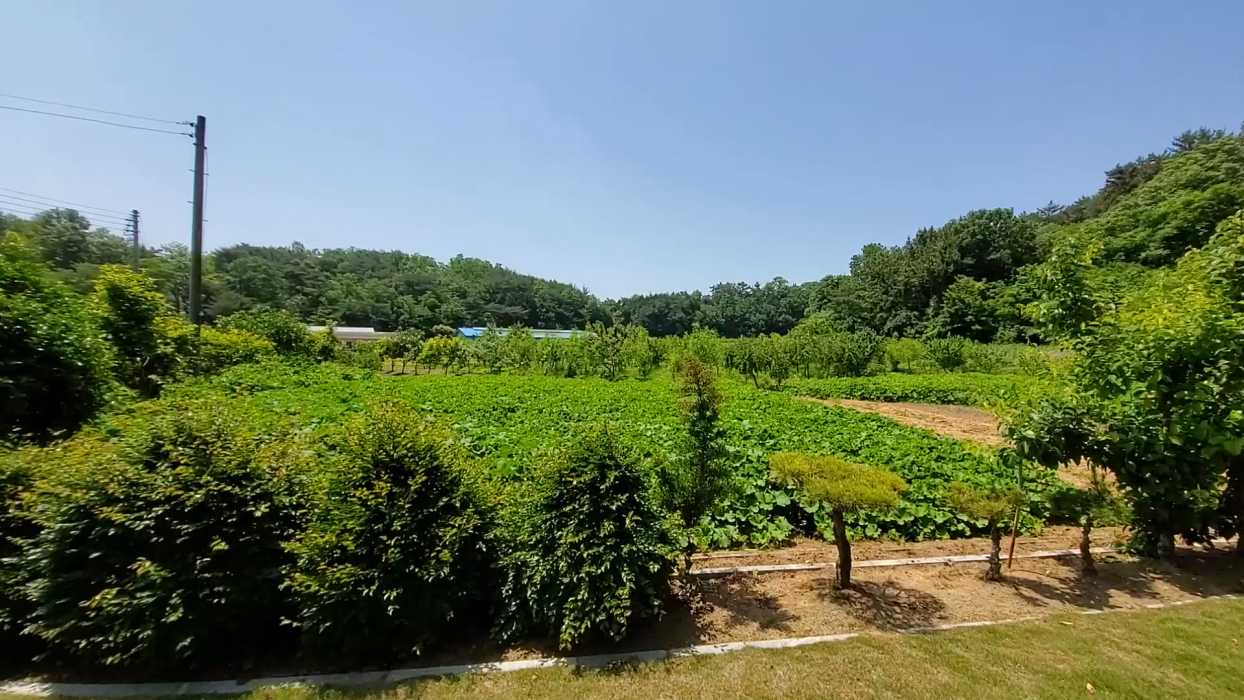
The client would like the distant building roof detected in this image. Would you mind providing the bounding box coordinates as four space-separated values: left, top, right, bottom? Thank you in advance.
456 327 584 340
306 326 394 341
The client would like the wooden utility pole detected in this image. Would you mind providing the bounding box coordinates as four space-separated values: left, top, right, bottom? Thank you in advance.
129 209 140 270
188 115 206 326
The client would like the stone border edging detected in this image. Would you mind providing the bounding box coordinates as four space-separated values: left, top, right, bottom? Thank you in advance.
690 546 1118 577
2 593 1234 698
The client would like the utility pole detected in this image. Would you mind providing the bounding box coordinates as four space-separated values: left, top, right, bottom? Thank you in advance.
129 209 140 270
188 115 206 326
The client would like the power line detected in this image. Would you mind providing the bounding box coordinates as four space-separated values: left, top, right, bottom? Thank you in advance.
0 104 193 136
0 198 130 226
0 92 188 125
0 189 130 217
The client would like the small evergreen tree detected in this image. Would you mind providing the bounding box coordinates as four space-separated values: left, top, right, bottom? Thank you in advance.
497 425 675 648
656 358 739 562
1049 468 1129 576
946 483 1026 581
770 453 906 588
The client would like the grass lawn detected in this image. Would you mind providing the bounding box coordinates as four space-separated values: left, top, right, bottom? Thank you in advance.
19 597 1231 700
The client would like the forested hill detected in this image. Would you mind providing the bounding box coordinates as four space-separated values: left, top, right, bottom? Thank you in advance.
2 124 1241 339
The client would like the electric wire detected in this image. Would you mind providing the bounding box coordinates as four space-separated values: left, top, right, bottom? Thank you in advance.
0 104 192 136
0 198 130 226
0 186 131 216
0 92 188 125
0 190 131 218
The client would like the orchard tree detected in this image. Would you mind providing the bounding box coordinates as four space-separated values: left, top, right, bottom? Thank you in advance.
1011 211 1244 556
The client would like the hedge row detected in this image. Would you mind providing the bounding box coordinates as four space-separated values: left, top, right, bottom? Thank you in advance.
0 397 675 674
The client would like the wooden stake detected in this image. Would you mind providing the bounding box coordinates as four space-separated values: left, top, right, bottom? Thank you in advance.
1006 506 1021 568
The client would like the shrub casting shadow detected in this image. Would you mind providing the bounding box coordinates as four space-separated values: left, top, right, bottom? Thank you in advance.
698 574 798 634
817 576 947 630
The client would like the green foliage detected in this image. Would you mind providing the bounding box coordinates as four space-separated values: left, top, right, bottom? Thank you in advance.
430 324 457 338
946 482 1025 524
501 325 536 371
217 308 313 356
496 425 675 649
789 372 1040 407
1010 210 1244 554
925 337 969 372
685 328 725 367
286 401 488 658
819 330 885 377
1048 474 1132 529
93 265 192 396
962 342 1008 374
885 338 926 372
16 400 300 668
770 453 906 513
420 336 465 373
656 359 738 541
0 452 37 649
196 327 276 374
0 235 113 441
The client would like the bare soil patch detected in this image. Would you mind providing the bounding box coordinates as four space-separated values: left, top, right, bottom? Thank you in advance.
800 397 1005 445
691 527 1128 569
638 550 1243 650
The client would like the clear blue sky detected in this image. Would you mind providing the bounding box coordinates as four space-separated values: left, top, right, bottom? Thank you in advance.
3 1 1243 299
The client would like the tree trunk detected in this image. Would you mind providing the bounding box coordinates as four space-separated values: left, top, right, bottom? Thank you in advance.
986 521 1002 581
832 508 852 589
1080 515 1097 576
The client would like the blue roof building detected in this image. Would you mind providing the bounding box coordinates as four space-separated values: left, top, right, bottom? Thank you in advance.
456 327 584 340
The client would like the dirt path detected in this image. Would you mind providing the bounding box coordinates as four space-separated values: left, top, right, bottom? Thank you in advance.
800 397 1005 445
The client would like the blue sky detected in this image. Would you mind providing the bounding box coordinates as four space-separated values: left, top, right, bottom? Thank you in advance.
3 1 1243 299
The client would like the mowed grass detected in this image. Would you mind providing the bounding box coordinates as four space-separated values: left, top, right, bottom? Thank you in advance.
34 598 1233 700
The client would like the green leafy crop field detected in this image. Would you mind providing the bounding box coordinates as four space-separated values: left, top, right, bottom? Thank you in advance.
786 372 1043 407
183 363 1066 546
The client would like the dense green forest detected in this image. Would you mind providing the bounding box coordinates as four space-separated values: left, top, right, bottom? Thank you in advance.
2 125 1241 341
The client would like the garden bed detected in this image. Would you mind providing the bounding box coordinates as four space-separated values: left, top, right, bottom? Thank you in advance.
691 526 1127 569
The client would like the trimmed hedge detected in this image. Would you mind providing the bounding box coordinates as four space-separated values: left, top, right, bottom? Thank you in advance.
14 400 302 669
286 400 490 659
496 426 676 649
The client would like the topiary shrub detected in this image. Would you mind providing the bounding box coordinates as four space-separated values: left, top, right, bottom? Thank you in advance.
0 235 113 442
286 400 489 659
770 453 906 588
496 425 676 649
946 482 1026 581
18 400 301 670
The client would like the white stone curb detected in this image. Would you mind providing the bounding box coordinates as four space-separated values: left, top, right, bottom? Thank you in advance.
691 546 1118 577
1 594 1234 697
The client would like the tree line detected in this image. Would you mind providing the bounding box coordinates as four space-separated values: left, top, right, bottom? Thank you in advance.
3 124 1241 345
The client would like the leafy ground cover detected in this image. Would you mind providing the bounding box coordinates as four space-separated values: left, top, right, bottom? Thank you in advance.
185 363 1067 546
787 372 1043 407
22 598 1236 700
